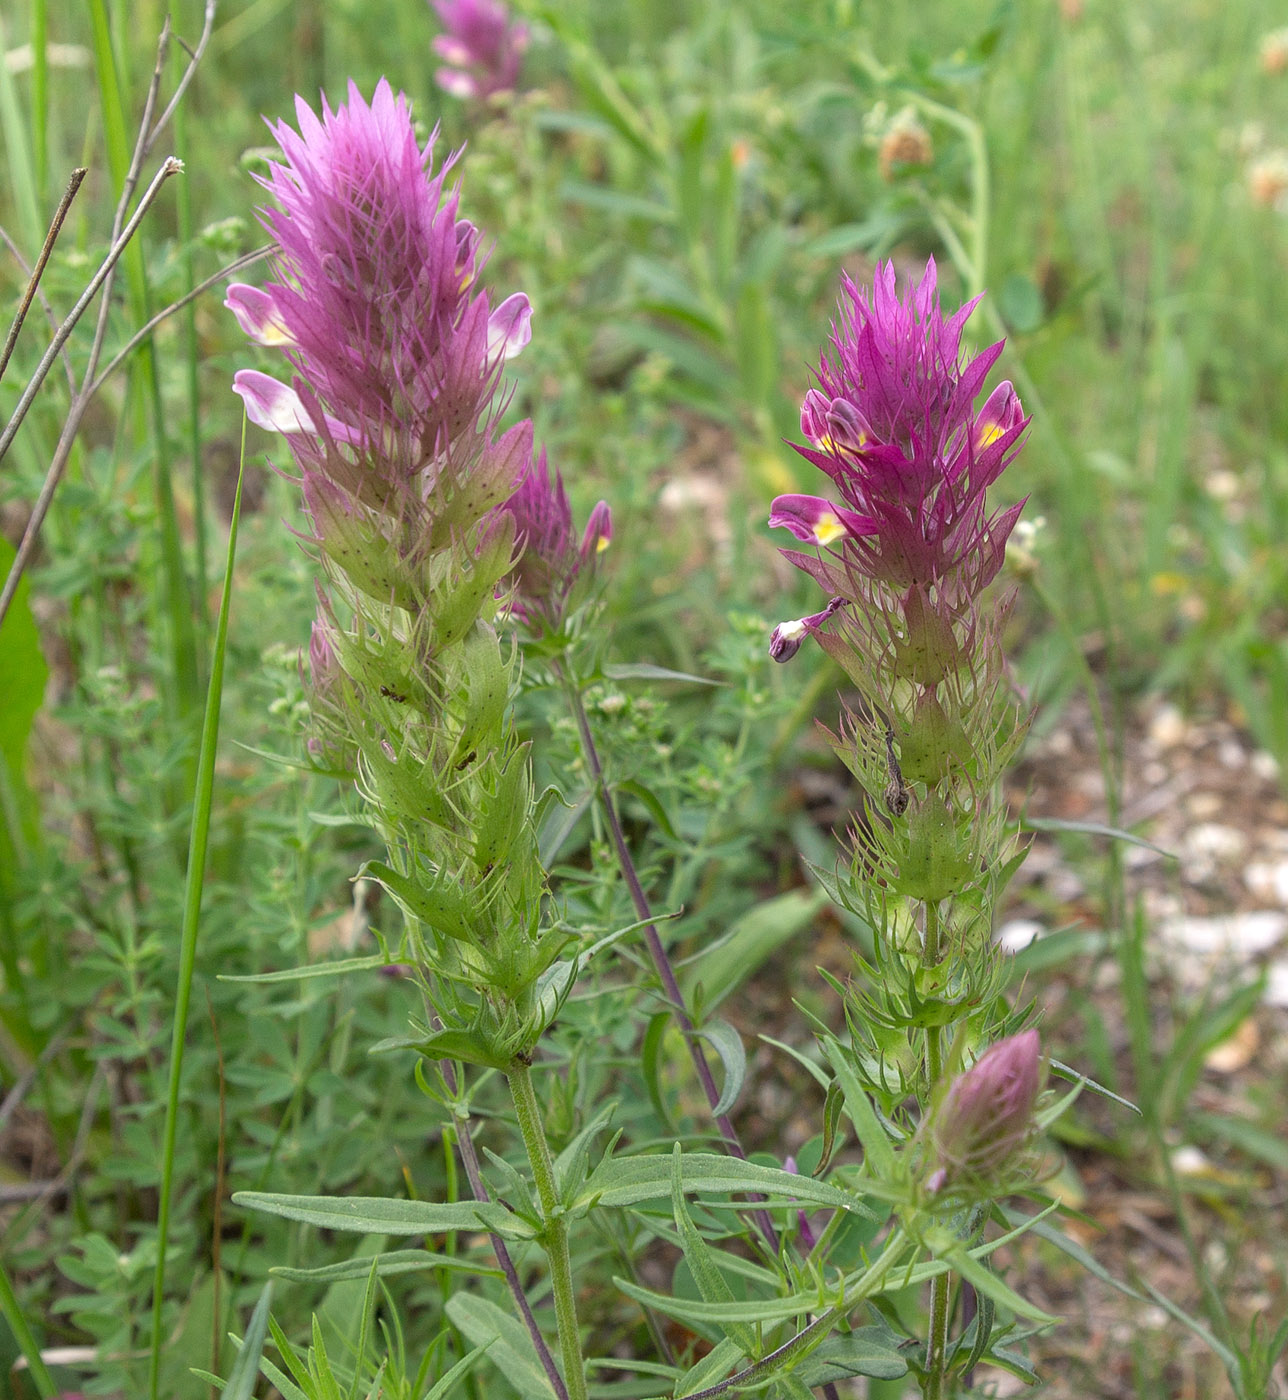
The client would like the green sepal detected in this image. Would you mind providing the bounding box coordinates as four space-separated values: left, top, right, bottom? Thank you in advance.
312 483 419 610
447 626 511 767
891 796 976 903
893 589 958 685
366 859 478 945
898 690 971 786
473 741 534 871
431 512 517 651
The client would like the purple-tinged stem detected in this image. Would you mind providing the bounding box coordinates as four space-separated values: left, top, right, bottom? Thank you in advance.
552 660 780 1253
440 1059 570 1400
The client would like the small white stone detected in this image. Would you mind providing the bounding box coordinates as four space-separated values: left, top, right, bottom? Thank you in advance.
1149 704 1188 749
1252 750 1282 782
1244 860 1288 903
996 918 1044 953
1217 739 1247 769
1159 910 1288 957
1171 1145 1211 1176
1206 469 1240 501
1185 823 1247 863
1264 961 1288 1007
1186 792 1223 820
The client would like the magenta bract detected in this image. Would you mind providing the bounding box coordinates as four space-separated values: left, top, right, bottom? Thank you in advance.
500 449 612 628
771 258 1028 602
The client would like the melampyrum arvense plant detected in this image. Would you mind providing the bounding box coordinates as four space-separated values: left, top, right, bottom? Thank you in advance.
226 77 1078 1400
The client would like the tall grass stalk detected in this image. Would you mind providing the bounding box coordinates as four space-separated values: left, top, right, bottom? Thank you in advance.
146 434 246 1400
0 1249 57 1398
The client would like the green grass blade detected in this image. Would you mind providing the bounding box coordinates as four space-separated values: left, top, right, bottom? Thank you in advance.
146 429 247 1400
222 1282 274 1400
89 0 199 718
0 10 41 252
0 1250 57 1398
31 0 48 200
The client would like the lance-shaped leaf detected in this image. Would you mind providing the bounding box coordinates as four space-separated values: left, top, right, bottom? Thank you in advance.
233 1191 535 1240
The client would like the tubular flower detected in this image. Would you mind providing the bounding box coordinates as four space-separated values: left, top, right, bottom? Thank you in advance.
431 0 528 101
928 1029 1042 1190
772 258 1028 603
768 597 845 664
225 78 533 586
499 448 612 629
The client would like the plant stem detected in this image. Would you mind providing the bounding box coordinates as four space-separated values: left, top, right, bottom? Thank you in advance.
924 1270 952 1400
439 1060 570 1400
553 659 780 1252
508 1058 588 1400
922 897 951 1399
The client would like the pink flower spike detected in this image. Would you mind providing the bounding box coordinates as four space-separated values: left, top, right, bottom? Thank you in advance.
224 283 294 347
486 292 533 361
430 0 528 101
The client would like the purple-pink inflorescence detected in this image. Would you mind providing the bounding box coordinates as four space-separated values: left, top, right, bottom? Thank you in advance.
431 0 529 101
769 258 1029 646
226 79 534 574
928 1029 1042 1190
500 449 612 630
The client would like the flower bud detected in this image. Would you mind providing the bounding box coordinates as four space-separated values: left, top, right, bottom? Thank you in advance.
929 1029 1041 1188
768 597 845 663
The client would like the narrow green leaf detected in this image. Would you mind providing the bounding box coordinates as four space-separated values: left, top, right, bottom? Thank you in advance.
578 1151 869 1216
421 1337 496 1400
270 1249 500 1283
558 179 674 223
683 891 827 1011
697 1020 745 1118
1047 1058 1139 1115
821 1037 896 1179
941 1245 1058 1325
674 1337 743 1398
795 1327 908 1385
0 11 41 250
642 1012 675 1130
149 445 246 1400
445 1294 557 1399
1189 1109 1288 1172
671 1145 756 1355
222 1283 273 1400
0 1250 56 1397
1023 816 1176 858
601 662 720 686
1141 1279 1240 1374
616 778 678 840
1001 1206 1145 1302
0 536 48 852
233 1191 533 1239
219 954 389 984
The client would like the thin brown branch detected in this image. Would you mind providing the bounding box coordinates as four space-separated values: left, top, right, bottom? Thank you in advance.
0 227 77 393
0 157 183 468
144 0 217 159
0 157 183 630
0 167 87 386
89 244 271 397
